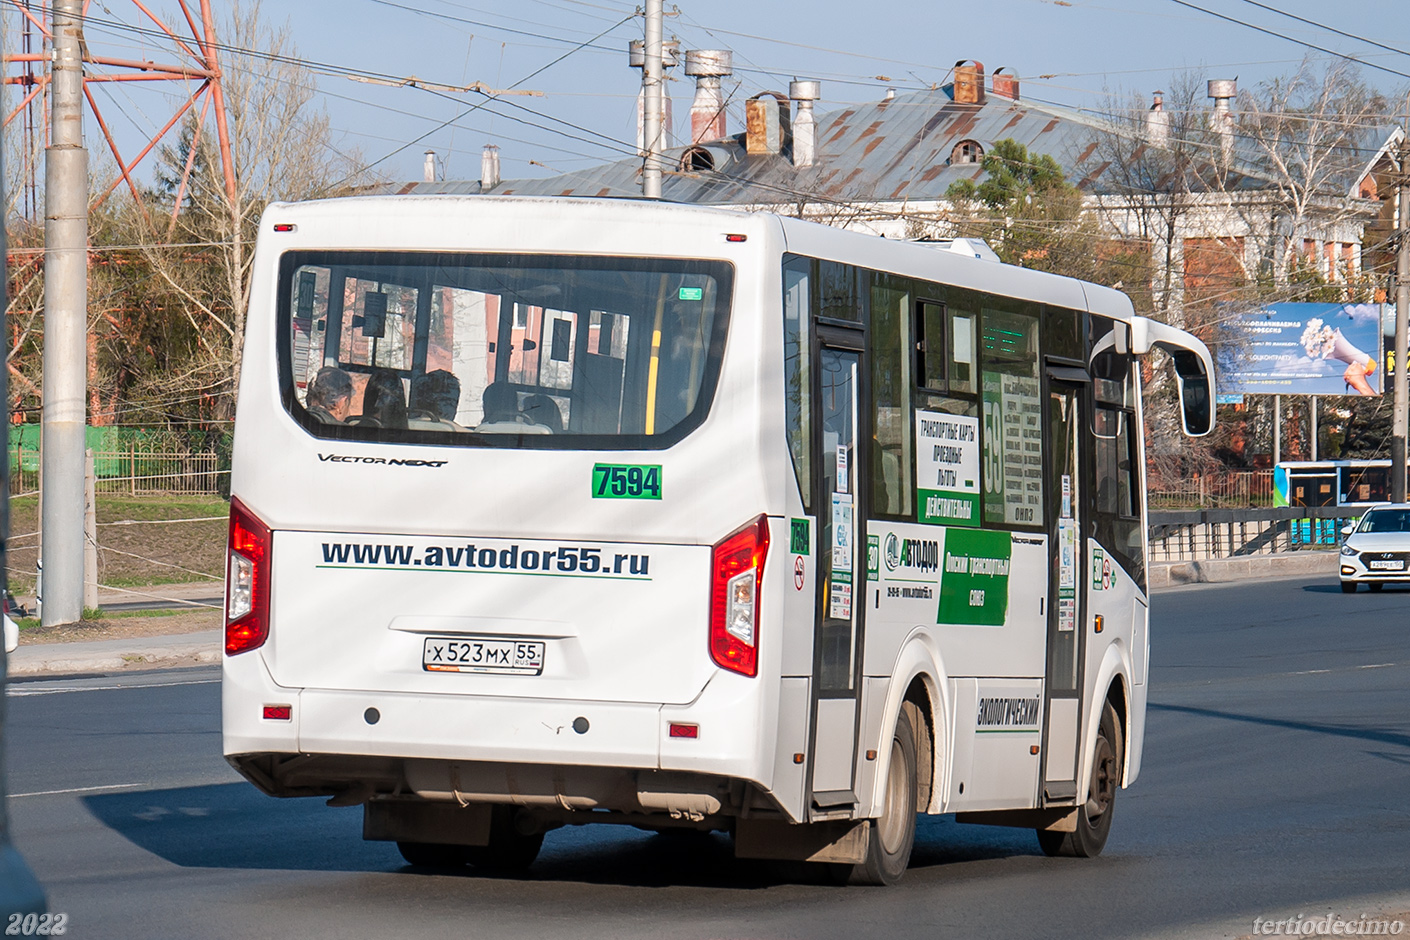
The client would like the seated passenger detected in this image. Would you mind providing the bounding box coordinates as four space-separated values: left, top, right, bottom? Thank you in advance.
306 366 353 424
474 381 549 434
521 394 564 433
350 368 409 430
408 370 465 431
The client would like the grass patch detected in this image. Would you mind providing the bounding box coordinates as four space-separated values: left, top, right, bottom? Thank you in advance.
97 495 228 521
16 607 187 631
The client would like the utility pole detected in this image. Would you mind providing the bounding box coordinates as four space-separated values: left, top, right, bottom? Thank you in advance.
0 65 48 921
1393 136 1410 504
41 0 88 626
640 0 664 199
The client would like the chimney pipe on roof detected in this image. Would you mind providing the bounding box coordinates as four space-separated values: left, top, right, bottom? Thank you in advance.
1147 90 1169 143
745 91 791 156
953 60 985 105
630 39 679 154
423 150 437 182
480 144 500 191
790 80 820 168
1208 78 1237 154
684 49 733 143
992 67 1019 101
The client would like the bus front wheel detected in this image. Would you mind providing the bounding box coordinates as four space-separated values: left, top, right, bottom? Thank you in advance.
842 702 919 886
1037 701 1121 859
396 841 469 868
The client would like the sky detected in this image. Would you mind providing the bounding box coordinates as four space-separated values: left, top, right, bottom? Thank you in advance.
8 0 1410 192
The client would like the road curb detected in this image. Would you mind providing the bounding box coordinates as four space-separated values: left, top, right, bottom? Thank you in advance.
9 631 221 677
1149 551 1337 588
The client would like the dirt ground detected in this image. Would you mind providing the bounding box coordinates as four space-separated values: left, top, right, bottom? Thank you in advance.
8 494 227 596
16 608 221 645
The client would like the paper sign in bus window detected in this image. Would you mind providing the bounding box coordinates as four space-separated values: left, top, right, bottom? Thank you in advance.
831 493 854 572
916 411 980 527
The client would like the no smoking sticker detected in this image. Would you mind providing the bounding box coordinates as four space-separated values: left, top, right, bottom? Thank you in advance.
794 556 806 590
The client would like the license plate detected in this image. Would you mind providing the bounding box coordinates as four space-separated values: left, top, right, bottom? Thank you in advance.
422 637 545 675
1369 560 1405 571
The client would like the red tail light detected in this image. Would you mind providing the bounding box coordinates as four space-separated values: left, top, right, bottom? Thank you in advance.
226 497 272 655
709 515 770 678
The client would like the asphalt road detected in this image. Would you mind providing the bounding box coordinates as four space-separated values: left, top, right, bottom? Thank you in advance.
7 575 1410 940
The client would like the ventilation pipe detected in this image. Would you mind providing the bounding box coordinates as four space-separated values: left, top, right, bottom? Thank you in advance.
630 39 679 154
480 144 500 191
1147 90 1169 143
746 91 791 156
790 80 820 168
953 60 985 105
423 150 437 182
684 49 732 143
1208 79 1236 154
992 67 1019 100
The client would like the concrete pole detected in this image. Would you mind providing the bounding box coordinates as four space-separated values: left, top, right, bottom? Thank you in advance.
0 54 49 920
1310 395 1318 462
84 450 97 611
41 0 88 627
1392 137 1410 504
640 0 663 199
1274 395 1281 465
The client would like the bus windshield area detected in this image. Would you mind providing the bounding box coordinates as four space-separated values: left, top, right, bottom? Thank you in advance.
1358 509 1410 533
281 252 732 446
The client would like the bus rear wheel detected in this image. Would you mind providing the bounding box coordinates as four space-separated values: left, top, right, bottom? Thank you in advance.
1038 701 1121 859
842 703 919 886
462 806 544 872
396 841 469 868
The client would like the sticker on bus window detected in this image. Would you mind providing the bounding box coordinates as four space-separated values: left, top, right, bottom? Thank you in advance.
829 570 853 619
916 411 979 527
831 493 854 572
592 464 662 499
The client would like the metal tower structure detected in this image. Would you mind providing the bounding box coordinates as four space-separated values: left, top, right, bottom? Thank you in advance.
2 0 237 223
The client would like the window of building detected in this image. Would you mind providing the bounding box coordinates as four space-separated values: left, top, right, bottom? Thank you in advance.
952 140 984 165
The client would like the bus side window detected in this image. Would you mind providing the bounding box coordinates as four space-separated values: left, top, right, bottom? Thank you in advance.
871 279 913 518
915 301 946 392
783 256 812 510
979 305 1042 527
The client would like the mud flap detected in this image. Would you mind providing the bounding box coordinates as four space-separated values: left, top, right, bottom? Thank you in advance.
734 818 870 864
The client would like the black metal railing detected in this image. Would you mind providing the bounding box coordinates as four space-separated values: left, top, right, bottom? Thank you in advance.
1148 505 1364 561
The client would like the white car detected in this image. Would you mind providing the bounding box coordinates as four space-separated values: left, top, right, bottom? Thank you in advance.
3 613 16 654
1340 504 1410 593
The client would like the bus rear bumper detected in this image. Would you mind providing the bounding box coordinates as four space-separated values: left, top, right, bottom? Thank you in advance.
223 650 775 807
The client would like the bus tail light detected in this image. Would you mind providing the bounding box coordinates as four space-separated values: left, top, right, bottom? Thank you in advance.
226 498 272 655
710 515 769 678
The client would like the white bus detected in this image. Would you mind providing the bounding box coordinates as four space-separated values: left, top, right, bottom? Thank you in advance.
223 196 1214 885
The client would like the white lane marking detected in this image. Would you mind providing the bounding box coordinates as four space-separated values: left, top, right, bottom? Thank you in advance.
1359 663 1397 669
7 677 219 697
12 783 148 798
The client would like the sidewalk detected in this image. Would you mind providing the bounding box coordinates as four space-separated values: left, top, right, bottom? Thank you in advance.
7 629 220 677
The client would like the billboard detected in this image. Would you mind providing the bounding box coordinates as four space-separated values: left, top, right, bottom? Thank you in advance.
1222 302 1383 396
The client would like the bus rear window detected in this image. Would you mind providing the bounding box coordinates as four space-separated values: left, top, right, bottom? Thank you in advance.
281 252 732 448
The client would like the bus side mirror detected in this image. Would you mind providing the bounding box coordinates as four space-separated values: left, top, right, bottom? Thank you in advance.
1170 350 1213 437
1341 524 1355 537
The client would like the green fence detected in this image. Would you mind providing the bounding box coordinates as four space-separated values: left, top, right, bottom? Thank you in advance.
9 426 230 496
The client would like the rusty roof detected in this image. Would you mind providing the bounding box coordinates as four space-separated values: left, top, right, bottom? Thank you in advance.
370 84 1398 208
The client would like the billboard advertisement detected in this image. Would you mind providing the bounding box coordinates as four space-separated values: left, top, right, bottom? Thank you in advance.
1222 302 1383 396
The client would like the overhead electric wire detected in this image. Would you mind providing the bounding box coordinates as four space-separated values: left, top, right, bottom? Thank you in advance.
1163 0 1410 82
1228 0 1410 63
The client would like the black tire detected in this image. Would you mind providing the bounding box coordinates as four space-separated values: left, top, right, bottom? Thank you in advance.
1368 582 1384 593
1037 701 1122 859
462 806 544 872
1341 581 1358 593
396 841 469 868
843 702 919 886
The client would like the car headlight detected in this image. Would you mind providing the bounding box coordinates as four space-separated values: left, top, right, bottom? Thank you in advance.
1340 544 1359 557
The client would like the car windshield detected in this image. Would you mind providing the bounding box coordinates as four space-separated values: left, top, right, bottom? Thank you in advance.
281 251 732 448
1357 509 1410 533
